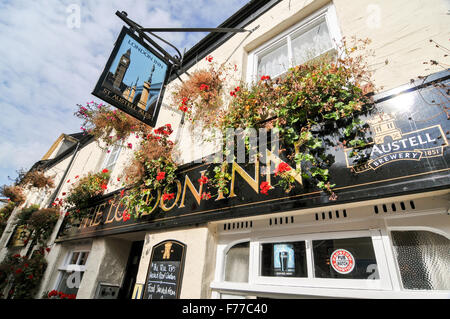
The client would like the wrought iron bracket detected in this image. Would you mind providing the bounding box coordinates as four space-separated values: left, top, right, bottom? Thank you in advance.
115 11 258 71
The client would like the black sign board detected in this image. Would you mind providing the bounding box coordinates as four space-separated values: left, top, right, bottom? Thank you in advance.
143 240 186 299
92 27 172 127
57 70 450 242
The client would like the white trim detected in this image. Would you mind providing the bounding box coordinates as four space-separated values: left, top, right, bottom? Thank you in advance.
251 229 391 290
210 282 450 299
246 3 342 83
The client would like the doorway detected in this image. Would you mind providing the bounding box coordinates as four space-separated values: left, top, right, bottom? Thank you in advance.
118 240 144 299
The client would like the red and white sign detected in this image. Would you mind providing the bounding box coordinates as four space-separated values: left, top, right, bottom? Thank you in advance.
330 249 355 274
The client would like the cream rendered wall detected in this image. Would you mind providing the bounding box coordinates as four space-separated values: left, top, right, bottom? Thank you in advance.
76 238 131 299
135 226 216 299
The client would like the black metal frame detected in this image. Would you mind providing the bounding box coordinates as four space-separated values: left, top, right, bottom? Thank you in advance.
115 11 256 71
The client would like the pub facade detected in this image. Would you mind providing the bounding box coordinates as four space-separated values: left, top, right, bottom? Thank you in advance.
1 0 449 299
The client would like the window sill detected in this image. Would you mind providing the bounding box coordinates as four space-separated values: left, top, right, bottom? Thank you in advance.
210 281 450 299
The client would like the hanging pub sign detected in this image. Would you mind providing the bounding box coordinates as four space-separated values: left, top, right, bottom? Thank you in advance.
92 27 172 127
143 240 186 299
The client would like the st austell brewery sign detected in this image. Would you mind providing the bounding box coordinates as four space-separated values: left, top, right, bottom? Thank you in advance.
92 27 172 127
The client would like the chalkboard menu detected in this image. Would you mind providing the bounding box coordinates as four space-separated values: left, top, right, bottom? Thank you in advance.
143 240 186 299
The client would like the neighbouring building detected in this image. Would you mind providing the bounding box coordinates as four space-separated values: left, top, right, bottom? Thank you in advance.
1 0 449 299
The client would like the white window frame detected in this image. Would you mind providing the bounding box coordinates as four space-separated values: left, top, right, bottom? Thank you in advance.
214 230 392 295
54 249 90 293
246 4 342 83
102 143 122 173
253 229 392 290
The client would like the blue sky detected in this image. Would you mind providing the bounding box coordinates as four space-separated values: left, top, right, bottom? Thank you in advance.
0 0 248 188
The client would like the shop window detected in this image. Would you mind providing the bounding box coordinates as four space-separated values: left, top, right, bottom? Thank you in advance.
224 242 249 283
248 5 340 82
55 250 90 296
261 241 307 277
391 230 450 290
312 237 379 280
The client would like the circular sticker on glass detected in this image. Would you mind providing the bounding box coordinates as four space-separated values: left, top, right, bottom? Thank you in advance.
330 249 355 274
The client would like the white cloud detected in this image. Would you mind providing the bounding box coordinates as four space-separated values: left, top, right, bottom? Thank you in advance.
0 0 249 186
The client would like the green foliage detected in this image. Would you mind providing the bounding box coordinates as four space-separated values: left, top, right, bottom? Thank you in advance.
64 170 110 219
177 38 375 198
0 251 48 299
0 202 17 238
120 124 178 219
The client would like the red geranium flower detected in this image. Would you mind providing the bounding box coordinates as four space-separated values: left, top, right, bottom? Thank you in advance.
201 192 211 200
156 172 166 181
230 91 236 97
205 55 213 62
199 84 210 91
162 193 175 202
260 181 271 195
120 189 125 198
102 169 109 173
198 176 209 185
123 210 131 222
101 184 108 190
260 75 271 81
28 275 34 280
274 162 291 176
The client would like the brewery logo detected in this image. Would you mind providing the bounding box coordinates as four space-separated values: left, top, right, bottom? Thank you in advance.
330 249 355 274
345 113 448 173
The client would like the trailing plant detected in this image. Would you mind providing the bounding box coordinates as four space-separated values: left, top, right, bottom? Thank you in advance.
27 208 60 246
172 57 237 128
64 169 111 220
0 185 26 205
120 124 178 219
175 38 376 199
0 201 16 238
75 101 152 149
0 250 48 299
20 170 55 189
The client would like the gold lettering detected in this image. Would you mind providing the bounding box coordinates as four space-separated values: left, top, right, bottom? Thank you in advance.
179 170 207 208
105 199 119 224
160 180 182 211
140 189 162 216
90 203 106 227
229 160 259 197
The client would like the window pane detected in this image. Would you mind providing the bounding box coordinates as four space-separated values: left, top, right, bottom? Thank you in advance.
57 271 84 296
104 144 121 171
261 241 307 277
78 252 89 266
224 242 249 283
69 252 80 265
312 237 379 279
391 231 450 290
257 40 289 79
291 20 333 66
